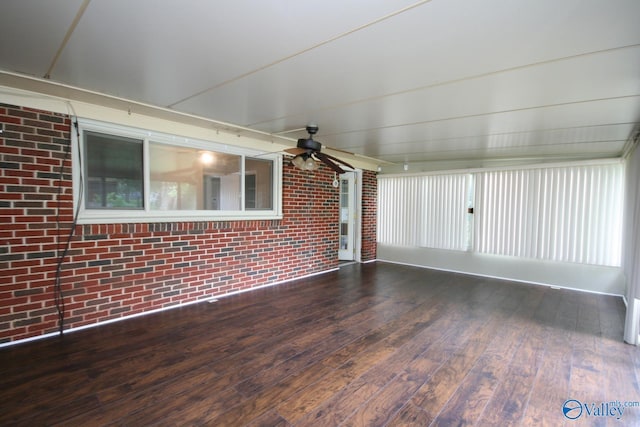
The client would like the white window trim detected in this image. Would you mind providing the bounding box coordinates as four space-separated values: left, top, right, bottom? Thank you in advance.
72 118 282 224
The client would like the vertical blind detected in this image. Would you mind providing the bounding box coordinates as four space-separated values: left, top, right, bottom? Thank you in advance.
377 173 471 251
474 164 623 266
377 176 423 247
377 162 624 267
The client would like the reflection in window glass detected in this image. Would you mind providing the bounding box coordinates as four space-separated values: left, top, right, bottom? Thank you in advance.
84 131 143 209
245 158 273 210
149 143 241 210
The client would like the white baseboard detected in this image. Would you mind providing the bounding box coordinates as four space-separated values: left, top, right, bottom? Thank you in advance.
0 267 339 349
377 259 624 298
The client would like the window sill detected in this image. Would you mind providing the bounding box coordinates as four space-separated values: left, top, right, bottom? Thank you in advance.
77 210 283 225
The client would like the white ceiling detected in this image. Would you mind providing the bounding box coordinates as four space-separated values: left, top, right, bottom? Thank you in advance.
1 0 639 172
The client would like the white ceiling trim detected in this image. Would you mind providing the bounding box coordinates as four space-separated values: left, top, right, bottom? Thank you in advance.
0 72 384 171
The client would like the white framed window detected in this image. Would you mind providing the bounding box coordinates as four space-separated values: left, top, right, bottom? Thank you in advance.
73 119 282 224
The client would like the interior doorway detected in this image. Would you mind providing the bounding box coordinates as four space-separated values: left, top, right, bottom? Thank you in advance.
338 171 361 261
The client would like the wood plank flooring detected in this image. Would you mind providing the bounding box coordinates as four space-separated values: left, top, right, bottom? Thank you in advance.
1 262 639 426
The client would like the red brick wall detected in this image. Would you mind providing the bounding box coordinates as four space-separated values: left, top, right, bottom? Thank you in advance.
0 104 73 343
1 103 373 344
361 170 377 261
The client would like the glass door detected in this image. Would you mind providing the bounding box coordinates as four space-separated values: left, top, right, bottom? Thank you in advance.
339 172 356 260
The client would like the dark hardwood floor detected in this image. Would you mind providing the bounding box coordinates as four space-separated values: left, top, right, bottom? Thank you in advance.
1 262 639 426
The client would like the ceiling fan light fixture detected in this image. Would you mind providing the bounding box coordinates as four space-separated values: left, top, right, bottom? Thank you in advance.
304 155 319 171
291 154 306 169
291 153 319 171
286 124 354 174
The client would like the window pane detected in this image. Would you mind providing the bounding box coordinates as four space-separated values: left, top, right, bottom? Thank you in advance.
84 131 143 209
245 158 273 210
149 143 241 210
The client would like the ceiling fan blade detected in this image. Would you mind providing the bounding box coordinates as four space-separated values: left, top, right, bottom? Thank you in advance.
284 147 306 155
315 152 346 174
317 151 355 171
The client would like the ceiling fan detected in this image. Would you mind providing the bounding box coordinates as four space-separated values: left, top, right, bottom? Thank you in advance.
285 124 354 174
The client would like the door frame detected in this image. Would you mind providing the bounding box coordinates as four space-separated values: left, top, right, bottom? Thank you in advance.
338 169 362 262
